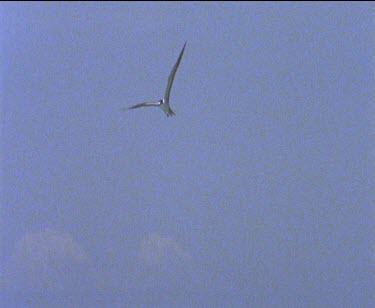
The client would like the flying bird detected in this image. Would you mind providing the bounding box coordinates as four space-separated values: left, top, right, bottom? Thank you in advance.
122 42 186 117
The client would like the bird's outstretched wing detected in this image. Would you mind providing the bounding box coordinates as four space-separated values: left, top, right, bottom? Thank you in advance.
122 102 160 110
164 42 186 104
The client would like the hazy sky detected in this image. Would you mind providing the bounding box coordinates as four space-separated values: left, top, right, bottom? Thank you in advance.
1 2 374 307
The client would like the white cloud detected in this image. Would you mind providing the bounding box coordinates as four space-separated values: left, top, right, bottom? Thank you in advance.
4 228 97 293
138 232 191 267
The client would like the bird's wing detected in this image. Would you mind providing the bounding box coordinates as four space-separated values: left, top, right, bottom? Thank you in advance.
122 102 159 110
164 42 186 104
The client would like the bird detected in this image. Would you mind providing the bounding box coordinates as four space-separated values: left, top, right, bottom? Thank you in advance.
122 42 186 117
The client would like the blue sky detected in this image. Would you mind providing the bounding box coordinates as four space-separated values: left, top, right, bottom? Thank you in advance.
1 2 374 307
